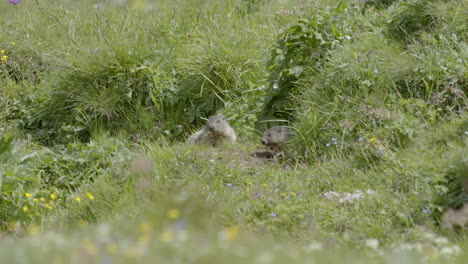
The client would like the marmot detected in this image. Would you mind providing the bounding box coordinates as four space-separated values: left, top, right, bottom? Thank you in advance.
261 126 292 151
187 114 237 146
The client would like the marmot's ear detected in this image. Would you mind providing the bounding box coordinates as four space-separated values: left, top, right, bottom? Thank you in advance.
278 127 282 133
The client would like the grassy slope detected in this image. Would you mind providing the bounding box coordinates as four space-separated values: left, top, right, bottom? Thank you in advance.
0 0 467 263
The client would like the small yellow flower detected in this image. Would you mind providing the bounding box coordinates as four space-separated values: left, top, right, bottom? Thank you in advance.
28 226 41 236
280 192 287 197
75 196 81 202
11 42 15 45
22 206 28 212
1 55 7 62
262 184 268 187
222 225 239 241
40 197 46 202
24 193 32 198
50 194 57 200
44 203 53 210
369 137 376 143
138 222 152 233
247 181 253 185
291 192 297 197
167 208 180 220
105 243 118 254
138 233 151 243
159 230 173 242
82 239 99 256
86 193 94 200
0 50 5 54
33 198 39 202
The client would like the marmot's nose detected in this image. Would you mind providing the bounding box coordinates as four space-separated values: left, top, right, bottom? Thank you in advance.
261 139 267 145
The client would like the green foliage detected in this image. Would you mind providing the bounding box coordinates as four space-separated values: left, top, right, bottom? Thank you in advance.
0 44 47 84
429 119 468 220
386 0 437 41
0 134 135 233
262 1 351 122
0 0 468 262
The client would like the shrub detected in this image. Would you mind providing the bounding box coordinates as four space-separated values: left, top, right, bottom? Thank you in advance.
261 1 351 123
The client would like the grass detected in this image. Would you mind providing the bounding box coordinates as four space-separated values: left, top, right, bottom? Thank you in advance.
0 0 467 263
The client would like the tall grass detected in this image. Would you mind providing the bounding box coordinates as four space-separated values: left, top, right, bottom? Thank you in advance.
0 0 467 263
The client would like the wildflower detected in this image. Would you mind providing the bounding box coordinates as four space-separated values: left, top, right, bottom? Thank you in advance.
24 193 32 198
323 191 341 199
250 192 261 199
22 206 28 212
280 192 287 197
0 50 4 54
325 143 331 147
11 42 16 45
82 240 99 256
291 192 297 197
226 183 233 187
86 193 94 200
40 197 46 202
269 213 276 217
138 222 152 233
167 209 180 220
247 181 253 185
160 230 173 242
44 203 53 209
365 238 379 250
28 226 41 236
440 245 462 256
170 218 187 232
138 233 151 244
331 138 337 142
1 55 8 62
262 184 268 187
358 137 365 142
9 0 20 5
33 198 39 202
222 226 239 241
307 241 323 251
434 236 449 245
105 243 118 254
50 194 57 200
75 196 81 202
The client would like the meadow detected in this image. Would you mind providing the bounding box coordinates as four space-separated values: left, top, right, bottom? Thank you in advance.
0 0 467 263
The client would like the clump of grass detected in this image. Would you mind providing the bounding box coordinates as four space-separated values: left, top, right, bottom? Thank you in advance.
261 1 352 123
386 0 437 41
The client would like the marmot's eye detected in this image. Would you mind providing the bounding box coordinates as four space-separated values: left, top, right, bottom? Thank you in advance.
268 133 271 137
217 120 220 123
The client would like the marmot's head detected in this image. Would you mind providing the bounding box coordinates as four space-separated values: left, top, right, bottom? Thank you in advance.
261 126 291 146
207 114 228 134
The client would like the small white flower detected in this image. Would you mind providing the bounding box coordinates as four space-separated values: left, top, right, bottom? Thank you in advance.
307 241 323 251
434 236 449 245
440 245 461 256
365 238 379 250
